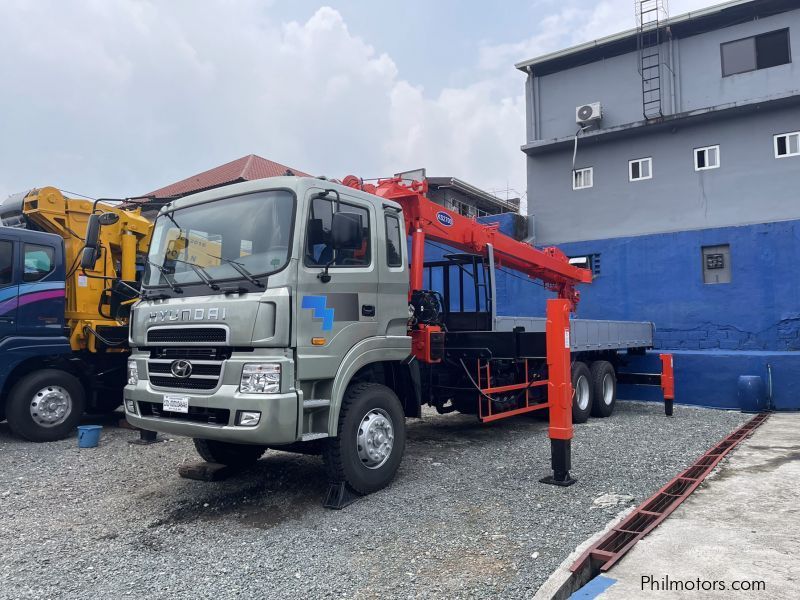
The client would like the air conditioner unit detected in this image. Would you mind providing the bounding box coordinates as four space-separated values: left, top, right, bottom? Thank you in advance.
576 102 602 124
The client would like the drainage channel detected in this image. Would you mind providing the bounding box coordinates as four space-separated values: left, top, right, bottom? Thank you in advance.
570 412 769 578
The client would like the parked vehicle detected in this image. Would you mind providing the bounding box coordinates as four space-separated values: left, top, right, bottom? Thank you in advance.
117 176 670 498
0 188 152 441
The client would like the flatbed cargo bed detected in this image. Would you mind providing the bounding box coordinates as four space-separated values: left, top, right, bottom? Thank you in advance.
494 316 653 352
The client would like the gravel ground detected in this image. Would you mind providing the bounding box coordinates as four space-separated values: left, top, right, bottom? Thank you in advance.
0 402 747 599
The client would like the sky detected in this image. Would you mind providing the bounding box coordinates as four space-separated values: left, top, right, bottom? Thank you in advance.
0 0 723 205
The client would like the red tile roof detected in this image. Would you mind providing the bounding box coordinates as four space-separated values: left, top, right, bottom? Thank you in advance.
139 154 311 200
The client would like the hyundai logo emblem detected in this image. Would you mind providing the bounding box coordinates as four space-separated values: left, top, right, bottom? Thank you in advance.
170 359 193 378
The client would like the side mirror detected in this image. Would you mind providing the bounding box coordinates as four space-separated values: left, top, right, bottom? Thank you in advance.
84 214 100 251
331 212 363 250
80 246 99 270
98 212 119 226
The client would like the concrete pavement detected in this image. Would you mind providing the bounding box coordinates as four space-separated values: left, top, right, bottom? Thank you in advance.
591 413 800 599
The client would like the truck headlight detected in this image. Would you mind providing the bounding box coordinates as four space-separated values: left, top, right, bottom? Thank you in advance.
239 363 281 394
127 360 139 385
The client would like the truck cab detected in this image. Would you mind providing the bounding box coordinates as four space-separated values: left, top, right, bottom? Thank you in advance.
0 226 76 439
125 177 414 493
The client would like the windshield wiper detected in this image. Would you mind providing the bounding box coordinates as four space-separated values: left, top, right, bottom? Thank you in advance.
167 257 221 292
207 254 265 288
145 259 183 295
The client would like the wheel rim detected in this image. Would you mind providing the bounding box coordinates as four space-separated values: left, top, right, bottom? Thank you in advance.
602 374 614 406
575 376 590 411
356 408 394 469
29 386 72 428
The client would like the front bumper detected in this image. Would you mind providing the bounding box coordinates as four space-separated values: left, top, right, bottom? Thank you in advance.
124 353 299 445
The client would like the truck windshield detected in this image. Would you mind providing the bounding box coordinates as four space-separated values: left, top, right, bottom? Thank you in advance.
144 191 294 289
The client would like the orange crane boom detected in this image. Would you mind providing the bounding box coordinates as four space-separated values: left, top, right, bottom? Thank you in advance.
340 175 592 309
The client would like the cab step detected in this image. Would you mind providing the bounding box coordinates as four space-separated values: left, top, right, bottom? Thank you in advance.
301 432 329 441
303 399 331 409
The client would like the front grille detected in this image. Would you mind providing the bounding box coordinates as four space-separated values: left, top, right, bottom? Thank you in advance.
147 348 224 391
150 347 230 360
149 376 219 390
147 327 227 344
148 362 221 376
138 401 230 425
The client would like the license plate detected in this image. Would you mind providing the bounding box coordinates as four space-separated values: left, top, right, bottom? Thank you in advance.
163 395 190 414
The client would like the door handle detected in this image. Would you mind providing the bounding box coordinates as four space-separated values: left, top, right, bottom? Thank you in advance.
0 317 14 324
361 305 375 317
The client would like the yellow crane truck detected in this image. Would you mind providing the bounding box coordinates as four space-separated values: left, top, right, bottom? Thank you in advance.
0 187 151 441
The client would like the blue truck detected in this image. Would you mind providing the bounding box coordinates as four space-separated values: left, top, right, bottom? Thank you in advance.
0 188 152 441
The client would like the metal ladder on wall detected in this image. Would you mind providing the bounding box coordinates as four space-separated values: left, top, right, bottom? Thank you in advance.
636 0 669 120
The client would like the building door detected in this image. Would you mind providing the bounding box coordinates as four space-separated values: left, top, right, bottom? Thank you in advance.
295 187 378 382
0 238 18 339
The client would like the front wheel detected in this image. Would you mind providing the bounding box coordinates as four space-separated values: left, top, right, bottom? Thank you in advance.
193 439 266 466
323 382 406 495
6 369 85 442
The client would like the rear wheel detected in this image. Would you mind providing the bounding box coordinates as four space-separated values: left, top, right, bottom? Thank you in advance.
193 439 266 466
6 370 85 442
590 361 617 418
571 361 592 424
323 382 406 495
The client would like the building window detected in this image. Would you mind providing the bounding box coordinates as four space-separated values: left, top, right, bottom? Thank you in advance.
572 167 593 190
721 29 791 77
695 145 720 171
702 245 731 284
775 132 800 158
629 157 653 181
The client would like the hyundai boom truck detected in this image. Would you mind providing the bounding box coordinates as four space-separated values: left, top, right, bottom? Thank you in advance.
119 176 673 504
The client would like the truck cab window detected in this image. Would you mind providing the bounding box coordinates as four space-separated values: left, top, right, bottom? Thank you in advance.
22 244 54 282
305 197 371 267
0 241 13 286
385 214 403 267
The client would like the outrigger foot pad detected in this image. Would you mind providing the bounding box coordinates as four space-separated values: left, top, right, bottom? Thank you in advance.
178 461 239 482
129 429 160 445
323 481 361 509
540 473 577 487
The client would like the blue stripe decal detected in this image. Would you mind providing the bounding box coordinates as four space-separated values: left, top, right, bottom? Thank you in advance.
0 281 65 303
570 575 617 599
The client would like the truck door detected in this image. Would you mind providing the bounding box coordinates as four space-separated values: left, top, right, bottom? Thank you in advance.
0 238 18 339
16 241 65 337
296 188 378 380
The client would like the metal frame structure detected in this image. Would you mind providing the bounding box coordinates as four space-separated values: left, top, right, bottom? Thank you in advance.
571 412 768 575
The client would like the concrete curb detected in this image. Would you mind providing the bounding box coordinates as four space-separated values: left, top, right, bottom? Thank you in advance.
533 507 635 600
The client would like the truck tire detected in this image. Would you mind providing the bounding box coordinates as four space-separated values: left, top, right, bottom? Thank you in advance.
590 361 617 418
6 369 85 442
571 361 592 424
323 382 406 495
193 439 266 466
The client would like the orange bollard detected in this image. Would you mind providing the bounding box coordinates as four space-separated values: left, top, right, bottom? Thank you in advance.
660 353 675 416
